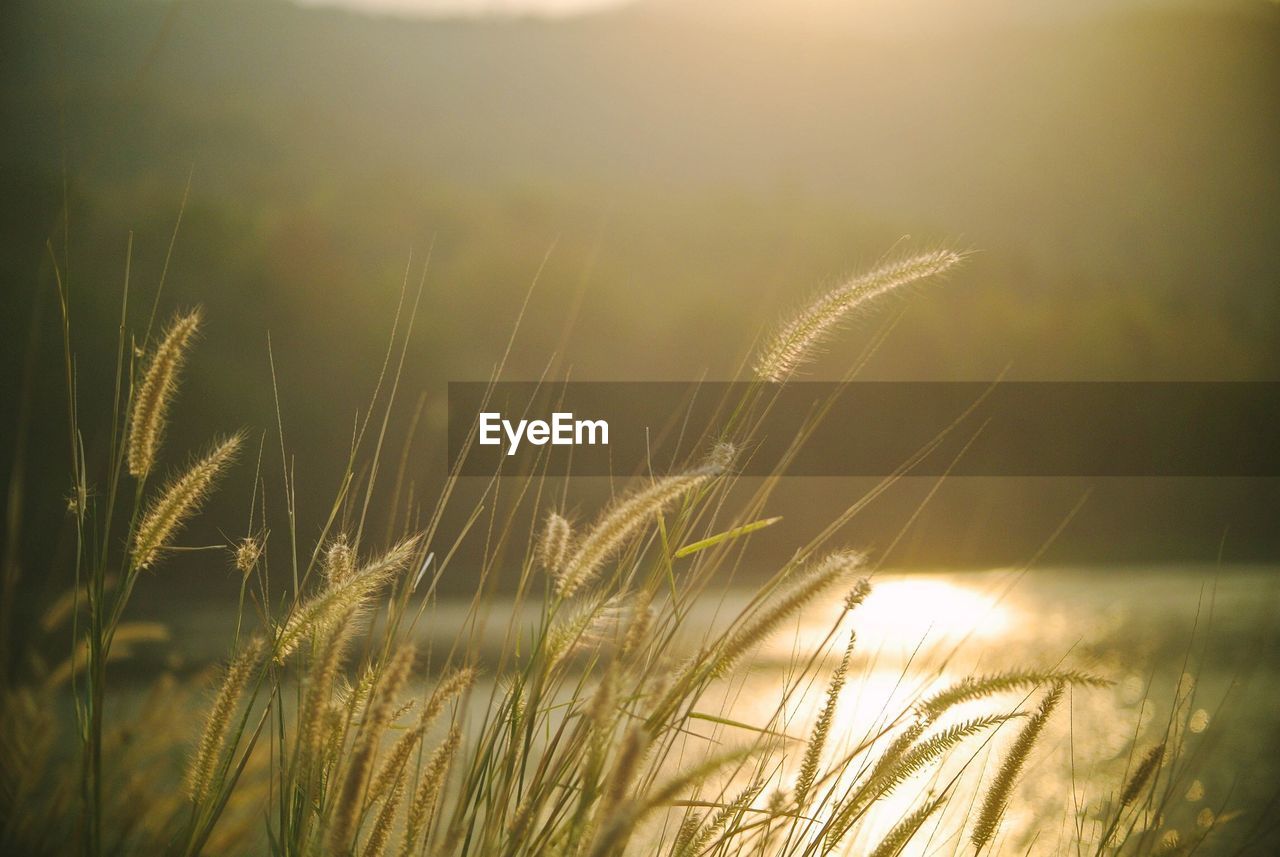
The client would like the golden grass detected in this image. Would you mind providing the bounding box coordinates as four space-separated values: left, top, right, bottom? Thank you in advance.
0 248 1239 857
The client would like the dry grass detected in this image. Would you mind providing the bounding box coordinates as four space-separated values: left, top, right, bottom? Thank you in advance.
0 248 1239 857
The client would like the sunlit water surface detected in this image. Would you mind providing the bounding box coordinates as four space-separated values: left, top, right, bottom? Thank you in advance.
147 567 1280 854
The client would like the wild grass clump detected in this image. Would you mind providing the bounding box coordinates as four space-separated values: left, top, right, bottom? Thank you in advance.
0 246 1238 857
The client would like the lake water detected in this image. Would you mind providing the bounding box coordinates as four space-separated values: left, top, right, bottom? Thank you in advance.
85 567 1274 854
118 565 1280 853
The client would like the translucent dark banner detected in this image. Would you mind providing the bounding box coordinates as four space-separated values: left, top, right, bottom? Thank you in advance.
447 382 1280 477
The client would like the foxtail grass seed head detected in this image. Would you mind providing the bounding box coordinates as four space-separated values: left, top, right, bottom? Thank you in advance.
1121 742 1166 807
328 644 416 856
421 666 477 729
591 746 767 857
233 536 262 575
324 535 356 584
971 682 1064 851
674 781 762 857
1186 779 1206 802
754 250 963 382
555 470 713 599
274 536 419 661
710 550 863 678
867 795 946 857
843 577 872 611
186 636 264 804
547 592 635 663
700 440 737 476
298 613 357 779
588 669 617 735
133 434 243 570
917 669 1107 723
128 309 202 478
368 723 423 808
795 628 854 805
619 591 652 661
398 726 462 857
672 813 705 857
825 713 1012 851
604 724 649 810
538 511 573 575
364 768 407 857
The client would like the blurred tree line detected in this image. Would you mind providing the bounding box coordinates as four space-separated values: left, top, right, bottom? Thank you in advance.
2 0 1278 609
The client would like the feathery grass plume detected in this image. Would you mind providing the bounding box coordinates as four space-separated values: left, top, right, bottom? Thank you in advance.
274 537 418 661
367 724 424 807
506 794 540 848
328 644 416 856
128 309 202 477
587 668 617 743
132 434 242 570
582 670 618 791
562 669 620 842
363 767 408 857
603 724 650 809
753 250 962 382
538 511 573 575
795 629 855 806
342 666 381 718
419 666 476 730
397 725 462 857
709 550 863 678
843 577 872 611
46 622 171 688
321 703 348 767
298 611 358 779
862 716 1014 805
971 682 1065 851
554 447 733 598
1121 742 1166 807
673 780 763 857
506 676 528 735
233 536 261 575
672 812 705 857
826 715 1012 851
703 440 737 474
917 669 1107 722
588 745 757 857
547 592 634 663
186 636 264 804
865 720 927 787
325 536 357 584
867 794 946 857
619 590 652 661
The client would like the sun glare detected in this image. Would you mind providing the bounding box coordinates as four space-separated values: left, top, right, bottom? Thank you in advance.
859 577 1011 646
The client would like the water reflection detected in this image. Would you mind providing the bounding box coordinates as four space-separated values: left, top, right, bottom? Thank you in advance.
640 568 1280 855
768 576 1012 660
168 566 1279 854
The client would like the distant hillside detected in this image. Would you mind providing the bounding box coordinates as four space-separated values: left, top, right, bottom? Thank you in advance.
2 0 1279 588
